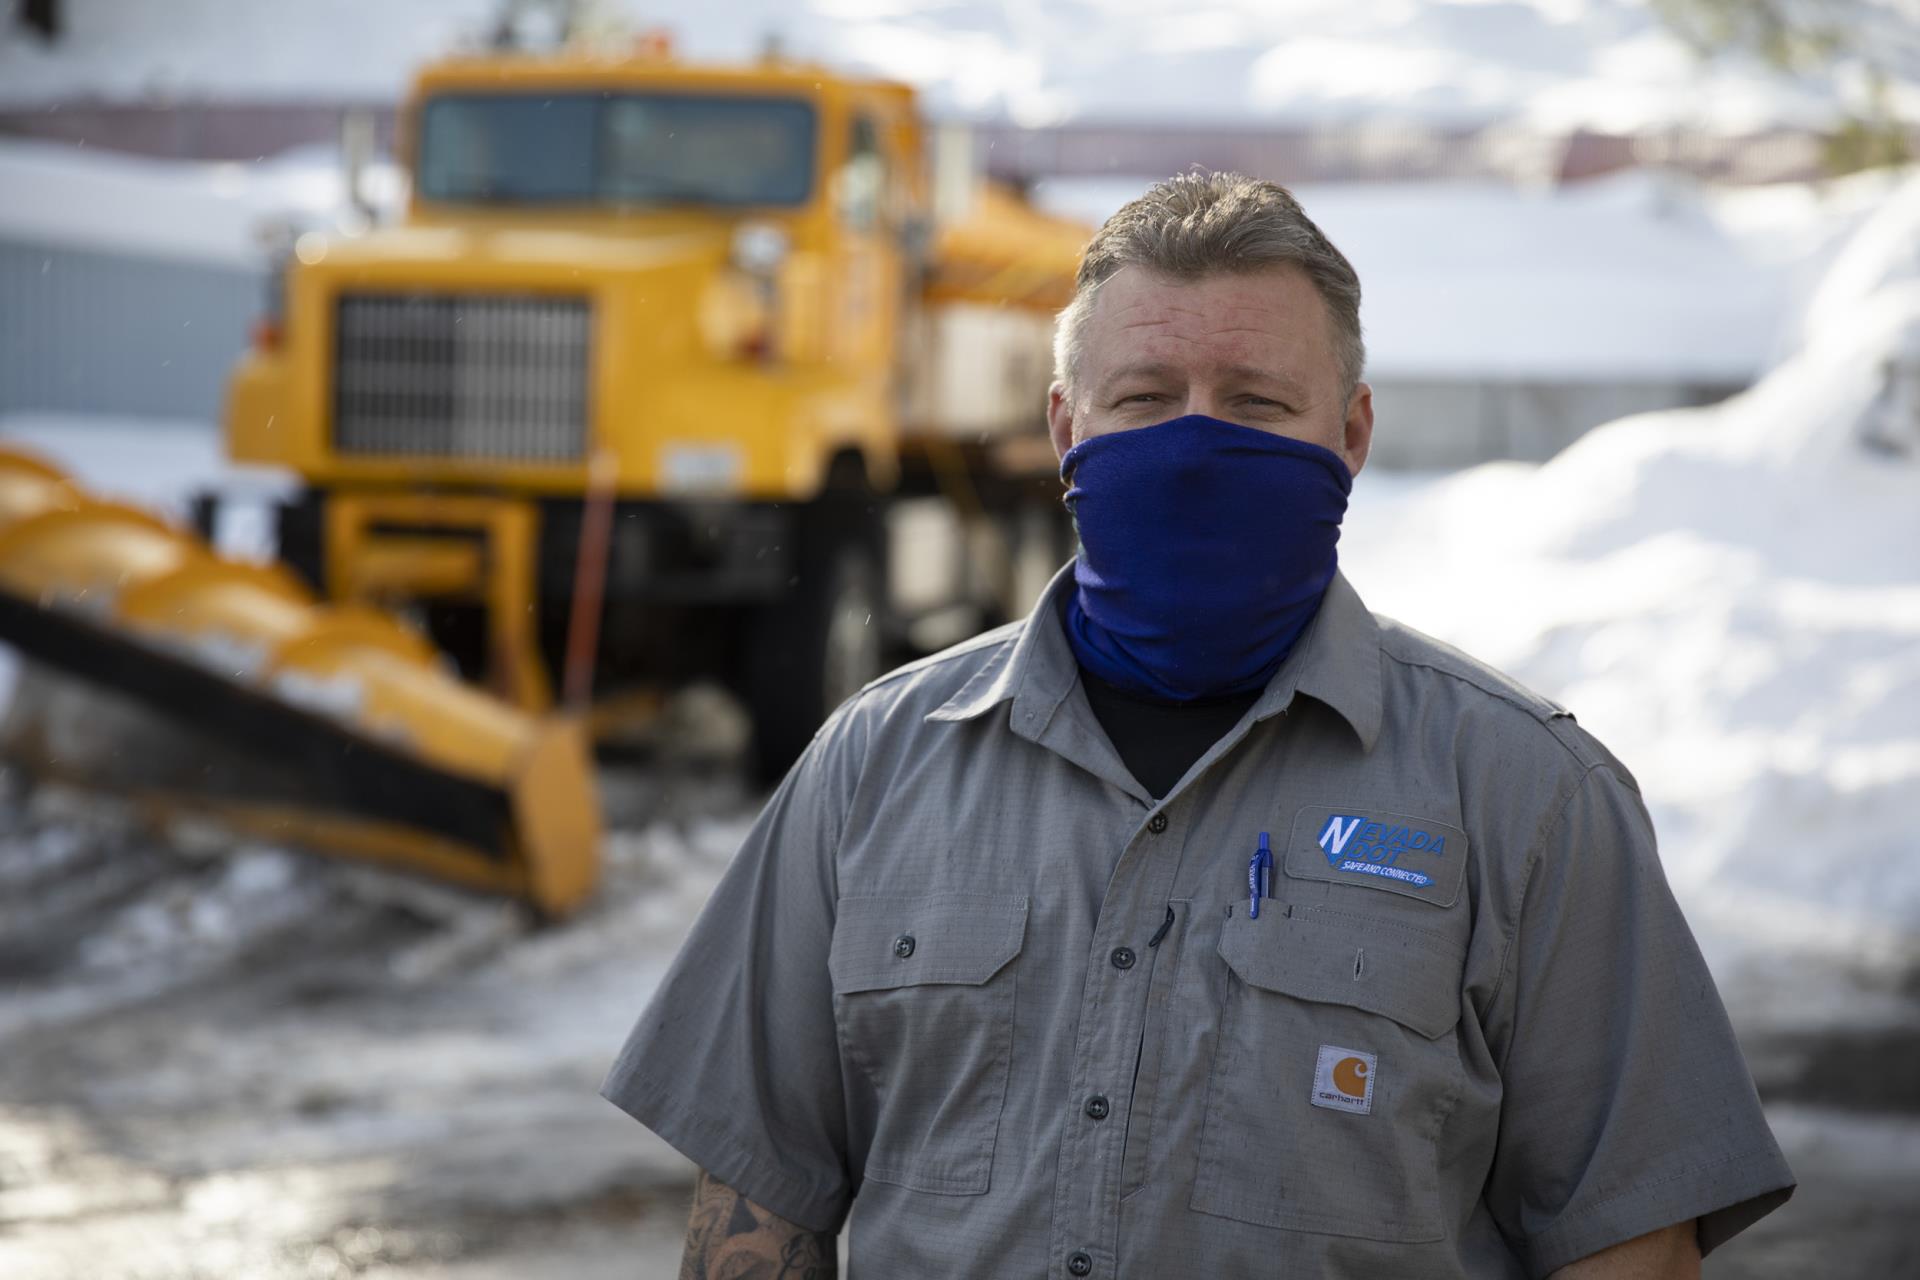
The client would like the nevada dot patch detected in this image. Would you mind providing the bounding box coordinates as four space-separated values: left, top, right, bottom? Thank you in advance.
1285 804 1469 907
1311 1044 1376 1115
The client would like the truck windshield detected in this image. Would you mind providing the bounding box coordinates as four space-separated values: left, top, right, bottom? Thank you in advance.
417 92 817 207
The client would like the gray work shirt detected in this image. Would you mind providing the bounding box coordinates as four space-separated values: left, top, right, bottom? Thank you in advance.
603 567 1794 1278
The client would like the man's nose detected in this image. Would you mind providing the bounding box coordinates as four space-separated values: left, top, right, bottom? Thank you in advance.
1179 389 1226 420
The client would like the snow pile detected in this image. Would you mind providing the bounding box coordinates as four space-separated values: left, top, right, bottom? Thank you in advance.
0 0 1898 135
1342 175 1920 968
0 788 338 1041
77 846 310 972
1796 171 1920 354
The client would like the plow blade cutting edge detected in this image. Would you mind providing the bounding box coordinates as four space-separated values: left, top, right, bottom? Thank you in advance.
0 446 600 917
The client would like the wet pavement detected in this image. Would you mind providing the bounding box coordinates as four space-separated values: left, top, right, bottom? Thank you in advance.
0 769 1915 1279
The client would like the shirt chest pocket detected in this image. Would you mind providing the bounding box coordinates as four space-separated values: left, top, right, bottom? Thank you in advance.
1190 906 1465 1242
829 892 1028 1196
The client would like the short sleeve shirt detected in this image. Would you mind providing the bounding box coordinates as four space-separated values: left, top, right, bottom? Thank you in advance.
601 567 1794 1279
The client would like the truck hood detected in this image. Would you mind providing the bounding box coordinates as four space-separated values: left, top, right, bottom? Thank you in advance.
301 223 733 277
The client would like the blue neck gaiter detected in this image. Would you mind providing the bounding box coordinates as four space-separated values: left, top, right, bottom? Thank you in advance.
1060 414 1352 702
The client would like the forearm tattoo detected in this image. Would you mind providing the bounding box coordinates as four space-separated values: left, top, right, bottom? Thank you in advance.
679 1168 838 1280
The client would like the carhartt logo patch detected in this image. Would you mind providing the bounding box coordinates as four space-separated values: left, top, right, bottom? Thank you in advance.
1285 805 1470 907
1311 1044 1375 1115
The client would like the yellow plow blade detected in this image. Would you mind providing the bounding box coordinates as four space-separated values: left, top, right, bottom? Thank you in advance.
0 445 600 917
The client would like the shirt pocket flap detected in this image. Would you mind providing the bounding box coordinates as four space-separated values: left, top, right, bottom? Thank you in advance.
830 892 1030 995
1217 908 1462 1040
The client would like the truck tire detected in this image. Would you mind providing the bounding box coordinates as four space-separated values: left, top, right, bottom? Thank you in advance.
742 506 885 785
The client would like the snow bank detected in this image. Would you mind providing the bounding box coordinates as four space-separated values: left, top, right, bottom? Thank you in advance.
1342 179 1920 969
0 0 1900 135
1797 170 1920 354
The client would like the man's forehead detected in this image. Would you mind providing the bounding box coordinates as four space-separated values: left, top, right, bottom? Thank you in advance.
1082 264 1331 372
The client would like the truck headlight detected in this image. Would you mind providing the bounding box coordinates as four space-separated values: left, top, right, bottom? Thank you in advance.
699 271 774 362
730 221 789 275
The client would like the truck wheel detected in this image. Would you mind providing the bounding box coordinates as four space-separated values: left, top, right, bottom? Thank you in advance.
743 519 884 785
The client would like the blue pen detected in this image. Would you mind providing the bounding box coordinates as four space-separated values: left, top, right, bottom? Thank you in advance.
1248 832 1273 918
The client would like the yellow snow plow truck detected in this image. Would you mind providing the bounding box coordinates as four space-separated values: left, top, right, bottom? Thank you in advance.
0 40 1085 912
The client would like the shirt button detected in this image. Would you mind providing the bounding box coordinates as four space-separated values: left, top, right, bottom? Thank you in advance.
1084 1094 1109 1121
1147 813 1168 834
892 934 915 959
1067 1251 1094 1276
1109 946 1136 970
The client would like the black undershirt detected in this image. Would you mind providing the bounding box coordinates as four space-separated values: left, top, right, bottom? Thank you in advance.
1078 668 1262 800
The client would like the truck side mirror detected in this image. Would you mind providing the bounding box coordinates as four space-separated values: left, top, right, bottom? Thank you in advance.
835 152 886 233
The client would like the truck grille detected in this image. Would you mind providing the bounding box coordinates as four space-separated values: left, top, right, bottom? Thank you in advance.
333 293 591 463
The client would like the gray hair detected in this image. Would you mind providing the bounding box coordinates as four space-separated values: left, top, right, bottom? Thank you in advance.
1053 170 1365 405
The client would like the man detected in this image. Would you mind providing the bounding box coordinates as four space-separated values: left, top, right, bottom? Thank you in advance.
604 172 1794 1278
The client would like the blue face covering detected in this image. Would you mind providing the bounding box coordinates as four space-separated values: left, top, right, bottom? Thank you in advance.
1060 414 1352 702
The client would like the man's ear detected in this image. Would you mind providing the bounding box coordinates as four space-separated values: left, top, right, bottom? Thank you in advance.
1047 382 1075 462
1342 381 1374 478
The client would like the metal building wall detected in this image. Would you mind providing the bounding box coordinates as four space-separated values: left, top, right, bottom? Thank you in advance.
1365 377 1739 470
0 238 261 423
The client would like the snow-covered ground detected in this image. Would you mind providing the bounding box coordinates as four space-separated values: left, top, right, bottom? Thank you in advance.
0 0 1908 135
0 770 758 1280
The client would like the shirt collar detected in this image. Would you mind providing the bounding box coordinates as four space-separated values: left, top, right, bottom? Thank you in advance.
1257 568 1383 752
928 562 1383 753
926 561 1082 735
